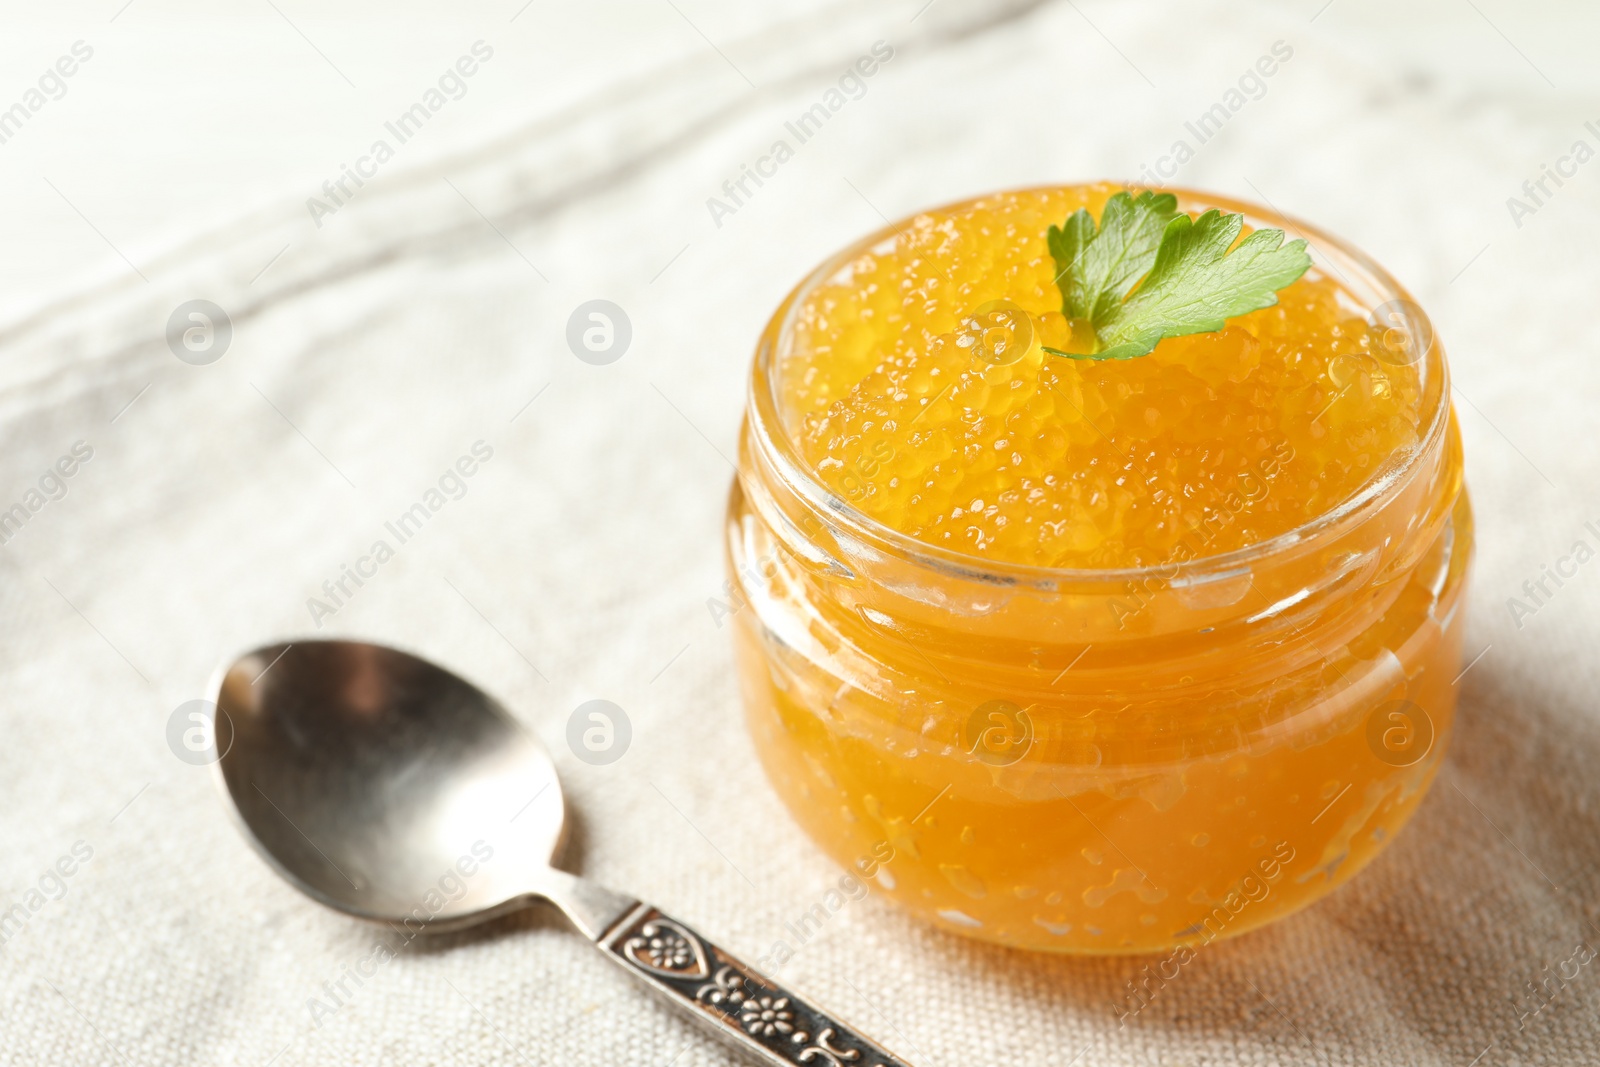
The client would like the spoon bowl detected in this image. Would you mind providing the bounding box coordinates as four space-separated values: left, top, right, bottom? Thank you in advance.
213 640 566 930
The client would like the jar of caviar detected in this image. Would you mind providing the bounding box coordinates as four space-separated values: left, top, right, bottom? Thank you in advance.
725 186 1471 955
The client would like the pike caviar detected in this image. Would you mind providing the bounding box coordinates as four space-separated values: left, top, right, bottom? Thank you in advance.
727 185 1472 953
784 185 1421 570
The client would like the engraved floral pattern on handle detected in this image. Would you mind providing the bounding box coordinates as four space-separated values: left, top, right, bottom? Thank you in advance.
599 905 912 1067
621 917 709 978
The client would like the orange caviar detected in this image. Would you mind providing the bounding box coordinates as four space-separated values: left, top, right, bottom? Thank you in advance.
784 185 1422 570
727 186 1471 954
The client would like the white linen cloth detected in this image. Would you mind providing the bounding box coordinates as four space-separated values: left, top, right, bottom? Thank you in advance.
1 1 1598 1063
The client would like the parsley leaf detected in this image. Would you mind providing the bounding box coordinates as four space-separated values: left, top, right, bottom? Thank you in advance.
1044 198 1311 362
1048 190 1179 329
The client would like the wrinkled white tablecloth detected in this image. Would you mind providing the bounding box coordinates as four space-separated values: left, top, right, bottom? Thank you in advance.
2 1 1598 1064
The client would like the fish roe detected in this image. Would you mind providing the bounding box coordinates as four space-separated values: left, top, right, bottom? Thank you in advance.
728 185 1472 954
780 184 1422 569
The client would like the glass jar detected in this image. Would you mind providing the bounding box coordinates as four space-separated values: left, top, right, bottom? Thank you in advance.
724 189 1472 955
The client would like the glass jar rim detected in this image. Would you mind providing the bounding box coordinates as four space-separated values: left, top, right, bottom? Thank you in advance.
745 184 1451 589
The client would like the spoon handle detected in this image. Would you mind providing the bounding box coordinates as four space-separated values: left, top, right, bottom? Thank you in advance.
596 903 915 1067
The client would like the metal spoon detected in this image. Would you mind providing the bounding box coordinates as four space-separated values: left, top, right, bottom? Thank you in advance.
210 639 912 1067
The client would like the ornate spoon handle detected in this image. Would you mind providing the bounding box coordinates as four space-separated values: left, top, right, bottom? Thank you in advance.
596 903 915 1067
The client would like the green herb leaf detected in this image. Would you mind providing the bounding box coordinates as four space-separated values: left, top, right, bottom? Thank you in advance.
1048 190 1178 329
1044 196 1312 362
1095 211 1311 360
